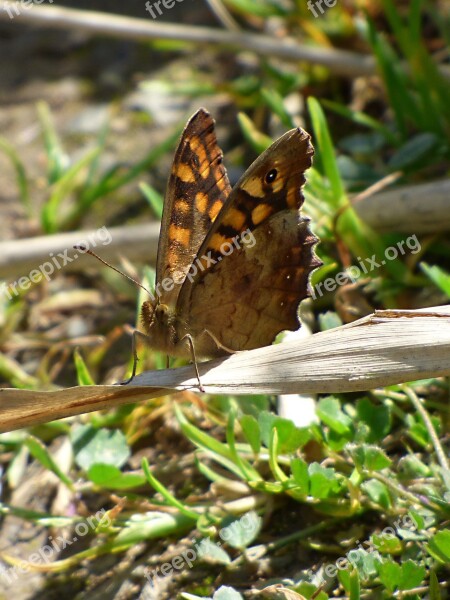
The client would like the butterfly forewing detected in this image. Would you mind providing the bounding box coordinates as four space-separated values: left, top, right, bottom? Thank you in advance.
155 108 232 303
185 126 313 267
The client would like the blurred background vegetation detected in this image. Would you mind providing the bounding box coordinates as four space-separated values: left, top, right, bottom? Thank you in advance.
0 1 449 599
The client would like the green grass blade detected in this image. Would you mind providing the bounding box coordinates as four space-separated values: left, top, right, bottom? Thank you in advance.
41 147 101 233
260 88 296 129
237 112 273 154
24 435 73 488
0 136 31 215
73 348 96 386
142 457 199 520
321 100 398 145
307 96 345 207
226 407 263 482
37 101 68 184
140 182 164 219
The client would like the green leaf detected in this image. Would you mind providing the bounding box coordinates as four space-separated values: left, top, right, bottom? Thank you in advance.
261 88 296 129
115 511 194 546
355 397 391 442
400 455 431 478
421 263 450 297
226 407 262 482
317 396 352 435
240 415 261 454
37 100 68 184
195 537 231 565
269 427 288 483
259 412 310 453
426 529 450 563
24 435 73 488
222 0 287 17
308 463 340 499
397 560 426 590
213 586 244 600
339 566 365 598
361 479 391 509
178 414 258 481
408 510 425 531
388 133 439 170
429 570 442 600
377 558 425 592
322 99 398 144
350 444 392 471
72 424 130 470
41 147 100 233
219 511 261 549
372 533 402 554
377 559 402 592
290 458 309 494
87 464 146 489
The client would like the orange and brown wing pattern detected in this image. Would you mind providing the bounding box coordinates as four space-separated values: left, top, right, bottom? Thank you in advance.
192 126 313 265
175 126 319 356
156 108 232 296
185 211 321 356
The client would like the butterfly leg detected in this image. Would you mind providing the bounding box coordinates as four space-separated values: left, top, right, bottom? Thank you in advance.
201 329 237 355
180 333 205 393
120 329 150 385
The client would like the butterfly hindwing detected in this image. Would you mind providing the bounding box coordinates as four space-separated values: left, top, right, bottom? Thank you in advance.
175 126 318 354
185 211 321 355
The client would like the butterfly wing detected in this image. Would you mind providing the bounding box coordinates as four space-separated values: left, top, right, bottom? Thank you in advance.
155 108 232 305
176 126 320 355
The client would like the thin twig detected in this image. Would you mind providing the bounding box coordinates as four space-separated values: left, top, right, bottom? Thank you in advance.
0 2 375 77
1 3 449 81
367 471 442 512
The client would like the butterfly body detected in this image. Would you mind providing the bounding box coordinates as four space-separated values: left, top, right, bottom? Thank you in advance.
140 108 321 364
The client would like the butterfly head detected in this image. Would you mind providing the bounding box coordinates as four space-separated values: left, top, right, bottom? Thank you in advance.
142 298 170 326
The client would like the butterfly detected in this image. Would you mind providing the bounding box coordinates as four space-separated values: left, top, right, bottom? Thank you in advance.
133 108 320 384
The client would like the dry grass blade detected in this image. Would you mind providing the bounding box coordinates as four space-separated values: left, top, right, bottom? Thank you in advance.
0 223 159 280
1 177 449 280
354 178 450 233
1 305 449 433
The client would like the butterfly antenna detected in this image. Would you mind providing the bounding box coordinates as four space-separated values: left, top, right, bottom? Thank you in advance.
74 245 153 298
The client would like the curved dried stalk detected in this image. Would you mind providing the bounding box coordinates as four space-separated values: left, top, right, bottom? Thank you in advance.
1 305 449 432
